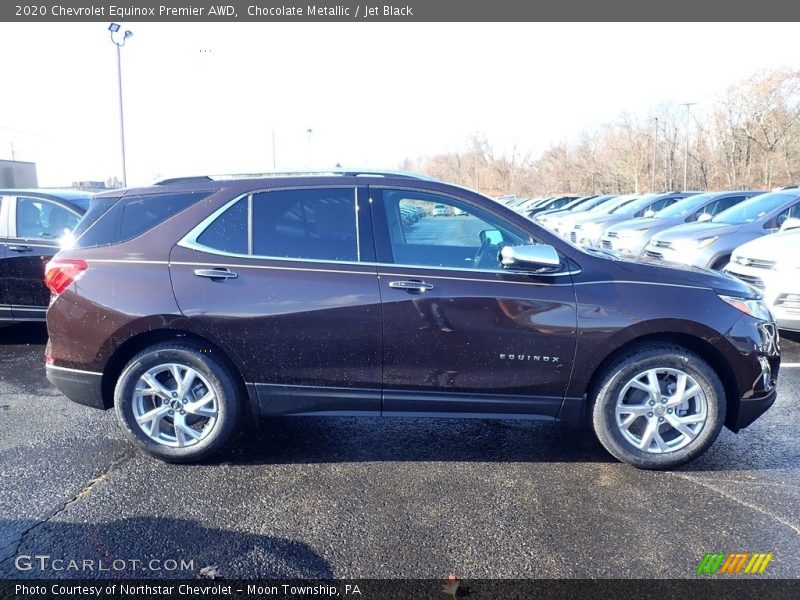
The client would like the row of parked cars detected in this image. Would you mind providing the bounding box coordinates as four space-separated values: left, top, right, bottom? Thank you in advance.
0 173 784 470
497 189 800 332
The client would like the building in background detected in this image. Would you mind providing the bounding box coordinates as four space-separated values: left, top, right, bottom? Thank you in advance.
0 159 38 188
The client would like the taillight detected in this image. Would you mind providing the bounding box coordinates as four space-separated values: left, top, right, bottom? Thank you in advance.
45 259 88 295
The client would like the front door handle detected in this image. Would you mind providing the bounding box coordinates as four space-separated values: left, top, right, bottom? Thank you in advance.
8 245 32 253
194 268 238 280
388 280 434 293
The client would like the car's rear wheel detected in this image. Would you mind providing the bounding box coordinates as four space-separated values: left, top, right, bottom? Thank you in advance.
114 342 240 463
591 345 726 469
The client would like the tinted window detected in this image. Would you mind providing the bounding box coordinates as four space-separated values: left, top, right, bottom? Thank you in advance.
765 202 800 230
119 192 208 241
657 193 717 218
75 190 213 249
380 190 528 270
16 197 80 241
196 198 248 254
252 188 357 261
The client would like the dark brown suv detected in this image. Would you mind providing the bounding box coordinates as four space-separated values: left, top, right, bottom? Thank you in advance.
45 171 781 469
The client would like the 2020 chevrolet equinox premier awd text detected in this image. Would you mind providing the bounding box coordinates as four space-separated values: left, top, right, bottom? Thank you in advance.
44 171 781 469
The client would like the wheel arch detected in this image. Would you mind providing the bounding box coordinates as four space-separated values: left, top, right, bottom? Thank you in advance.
582 331 739 428
100 328 255 415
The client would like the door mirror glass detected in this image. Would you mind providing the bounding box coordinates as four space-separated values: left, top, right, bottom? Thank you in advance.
480 229 504 245
697 212 713 222
500 244 561 268
643 209 656 218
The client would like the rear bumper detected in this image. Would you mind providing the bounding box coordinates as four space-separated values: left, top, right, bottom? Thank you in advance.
46 364 107 410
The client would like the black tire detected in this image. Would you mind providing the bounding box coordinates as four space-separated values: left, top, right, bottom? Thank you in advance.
114 342 241 463
591 344 726 470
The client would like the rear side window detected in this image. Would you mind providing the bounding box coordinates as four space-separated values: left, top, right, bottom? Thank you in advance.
196 198 248 254
253 189 357 261
76 191 214 248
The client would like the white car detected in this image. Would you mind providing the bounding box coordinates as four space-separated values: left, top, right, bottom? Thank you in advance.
724 226 800 332
432 203 449 217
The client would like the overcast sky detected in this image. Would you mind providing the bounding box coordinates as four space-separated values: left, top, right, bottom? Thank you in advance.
1 22 798 187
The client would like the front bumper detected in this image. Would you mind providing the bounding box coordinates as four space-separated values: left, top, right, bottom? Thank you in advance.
732 387 778 431
46 364 107 410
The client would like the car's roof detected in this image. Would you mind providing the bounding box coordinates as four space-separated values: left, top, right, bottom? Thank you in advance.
0 188 93 200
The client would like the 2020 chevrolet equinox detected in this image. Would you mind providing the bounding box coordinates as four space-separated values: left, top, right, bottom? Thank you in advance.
44 171 781 469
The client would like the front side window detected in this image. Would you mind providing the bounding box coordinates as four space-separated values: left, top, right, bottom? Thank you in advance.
380 190 528 270
16 197 80 241
193 188 358 262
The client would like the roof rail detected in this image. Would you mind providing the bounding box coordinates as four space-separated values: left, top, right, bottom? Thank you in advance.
154 168 438 186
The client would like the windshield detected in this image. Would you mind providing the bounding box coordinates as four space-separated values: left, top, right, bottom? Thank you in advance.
712 191 795 224
589 195 635 214
656 193 717 218
610 194 659 216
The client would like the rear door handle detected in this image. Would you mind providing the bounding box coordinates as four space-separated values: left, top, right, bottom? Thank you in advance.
388 280 434 292
194 268 238 280
8 245 32 253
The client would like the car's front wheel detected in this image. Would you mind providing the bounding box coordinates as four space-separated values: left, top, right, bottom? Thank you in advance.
591 345 726 469
114 342 240 463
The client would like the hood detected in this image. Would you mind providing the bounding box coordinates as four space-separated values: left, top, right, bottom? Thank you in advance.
611 255 758 298
605 216 681 233
574 213 620 227
651 220 742 241
732 229 800 261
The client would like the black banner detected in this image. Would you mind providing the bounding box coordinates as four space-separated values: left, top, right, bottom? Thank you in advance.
2 0 800 22
3 579 800 600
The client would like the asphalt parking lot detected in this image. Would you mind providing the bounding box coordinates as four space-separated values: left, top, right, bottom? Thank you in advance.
0 323 798 579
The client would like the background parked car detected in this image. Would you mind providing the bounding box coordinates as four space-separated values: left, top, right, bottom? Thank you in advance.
551 194 641 239
570 191 697 248
723 228 800 332
534 194 615 224
600 190 763 258
525 195 581 217
0 189 90 324
644 187 800 270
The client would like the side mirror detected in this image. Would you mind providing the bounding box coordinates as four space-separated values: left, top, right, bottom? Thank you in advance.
697 212 713 223
500 244 561 268
643 209 656 218
779 217 800 232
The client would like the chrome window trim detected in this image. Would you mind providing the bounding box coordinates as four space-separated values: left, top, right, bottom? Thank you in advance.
177 185 361 262
355 187 361 262
0 195 10 238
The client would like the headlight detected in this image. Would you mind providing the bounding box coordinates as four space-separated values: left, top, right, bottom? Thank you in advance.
718 294 773 321
672 236 717 252
617 228 650 239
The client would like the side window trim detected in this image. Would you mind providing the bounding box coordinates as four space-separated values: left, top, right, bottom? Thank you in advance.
179 186 368 265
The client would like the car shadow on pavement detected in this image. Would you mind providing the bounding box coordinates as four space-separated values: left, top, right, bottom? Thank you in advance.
219 417 615 466
0 322 48 345
0 516 333 579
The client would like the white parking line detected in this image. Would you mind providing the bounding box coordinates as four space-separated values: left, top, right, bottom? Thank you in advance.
782 363 800 368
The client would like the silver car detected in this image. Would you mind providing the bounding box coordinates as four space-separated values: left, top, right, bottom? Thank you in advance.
551 194 640 239
600 190 763 258
724 228 800 331
570 192 696 248
644 188 800 270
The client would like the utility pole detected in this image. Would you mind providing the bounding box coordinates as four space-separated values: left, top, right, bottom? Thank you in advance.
680 102 697 190
651 117 658 192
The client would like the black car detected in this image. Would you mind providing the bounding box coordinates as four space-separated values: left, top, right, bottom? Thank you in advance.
44 170 780 469
0 189 90 324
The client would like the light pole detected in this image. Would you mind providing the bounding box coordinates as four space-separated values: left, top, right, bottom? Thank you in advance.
109 23 133 187
680 102 696 191
651 116 658 192
306 128 313 167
